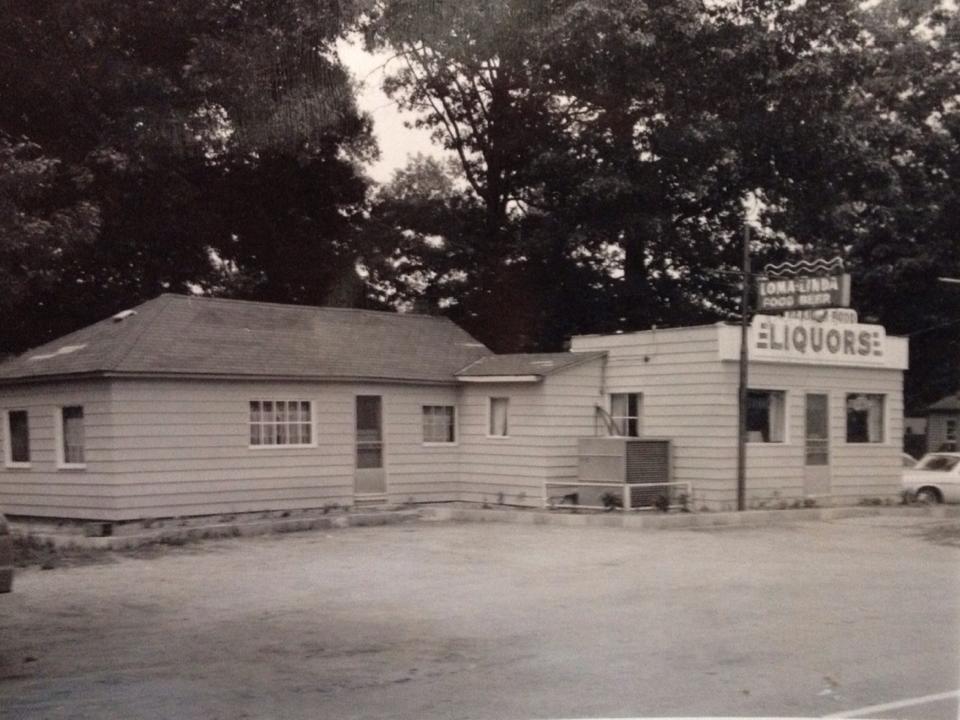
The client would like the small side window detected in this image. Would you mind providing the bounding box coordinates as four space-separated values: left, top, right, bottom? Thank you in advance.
609 393 641 437
59 406 85 467
4 410 30 466
488 397 509 437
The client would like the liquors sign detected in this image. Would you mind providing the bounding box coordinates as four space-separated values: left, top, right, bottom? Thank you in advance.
752 315 886 366
756 273 851 312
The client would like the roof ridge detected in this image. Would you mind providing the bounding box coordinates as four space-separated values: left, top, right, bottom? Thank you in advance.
107 294 177 371
160 293 452 322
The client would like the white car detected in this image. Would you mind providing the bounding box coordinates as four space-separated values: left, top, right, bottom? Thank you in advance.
902 452 960 504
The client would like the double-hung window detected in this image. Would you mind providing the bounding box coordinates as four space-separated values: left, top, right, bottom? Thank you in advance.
423 405 456 444
609 393 641 437
846 394 884 443
249 401 313 447
488 397 509 437
59 406 85 467
747 390 786 443
4 410 30 467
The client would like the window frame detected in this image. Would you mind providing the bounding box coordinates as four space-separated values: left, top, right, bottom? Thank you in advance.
56 405 86 470
422 405 457 446
248 399 317 450
608 392 642 437
946 418 958 444
844 392 886 445
3 409 31 469
487 397 510 438
746 389 788 444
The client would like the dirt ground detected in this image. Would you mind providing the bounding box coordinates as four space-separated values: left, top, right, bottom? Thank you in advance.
1 515 958 720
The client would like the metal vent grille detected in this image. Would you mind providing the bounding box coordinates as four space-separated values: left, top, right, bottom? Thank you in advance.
625 440 670 484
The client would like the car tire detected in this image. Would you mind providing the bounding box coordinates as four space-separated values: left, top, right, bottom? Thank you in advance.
915 487 942 504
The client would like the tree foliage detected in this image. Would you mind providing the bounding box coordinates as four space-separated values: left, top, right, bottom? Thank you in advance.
365 0 959 404
0 0 374 351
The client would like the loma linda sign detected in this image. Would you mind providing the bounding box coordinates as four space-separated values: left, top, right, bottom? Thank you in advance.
756 273 851 312
751 314 886 366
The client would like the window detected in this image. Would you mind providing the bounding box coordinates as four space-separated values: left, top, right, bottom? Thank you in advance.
609 393 641 437
249 401 313 447
60 406 85 466
4 410 30 466
946 419 957 444
423 405 456 444
918 454 960 472
846 393 884 443
488 397 509 437
747 390 786 443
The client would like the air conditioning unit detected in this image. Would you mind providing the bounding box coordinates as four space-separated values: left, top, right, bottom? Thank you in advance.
573 437 673 509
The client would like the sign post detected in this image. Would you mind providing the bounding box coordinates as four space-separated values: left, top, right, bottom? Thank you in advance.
737 225 750 512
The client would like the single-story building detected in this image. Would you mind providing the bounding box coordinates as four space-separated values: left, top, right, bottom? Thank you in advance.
924 393 959 451
0 295 908 521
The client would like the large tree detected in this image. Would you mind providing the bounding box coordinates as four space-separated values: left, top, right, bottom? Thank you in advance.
367 0 959 404
0 0 374 352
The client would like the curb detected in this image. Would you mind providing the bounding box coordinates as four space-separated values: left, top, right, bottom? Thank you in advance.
13 504 958 551
13 509 421 551
418 504 960 530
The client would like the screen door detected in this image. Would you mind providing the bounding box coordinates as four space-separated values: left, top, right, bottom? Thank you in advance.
804 393 831 496
355 395 386 495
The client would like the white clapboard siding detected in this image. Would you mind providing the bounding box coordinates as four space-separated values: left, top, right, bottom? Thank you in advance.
0 381 116 517
457 357 605 507
573 326 737 505
0 378 466 520
106 379 464 518
573 325 906 508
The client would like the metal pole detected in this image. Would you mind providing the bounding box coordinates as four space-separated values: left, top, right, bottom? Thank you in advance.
737 223 750 511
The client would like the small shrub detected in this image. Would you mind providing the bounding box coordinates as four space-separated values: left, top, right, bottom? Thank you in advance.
653 494 669 513
600 492 623 511
803 498 817 508
496 492 505 506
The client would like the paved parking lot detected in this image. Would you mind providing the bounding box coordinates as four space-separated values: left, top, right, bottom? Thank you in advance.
1 514 958 719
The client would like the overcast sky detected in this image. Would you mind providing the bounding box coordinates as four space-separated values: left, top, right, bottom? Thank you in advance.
338 37 446 185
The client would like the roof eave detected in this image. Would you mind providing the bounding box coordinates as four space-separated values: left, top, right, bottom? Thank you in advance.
0 370 461 387
456 374 542 383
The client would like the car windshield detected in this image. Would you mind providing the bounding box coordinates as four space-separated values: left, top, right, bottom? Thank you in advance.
917 454 960 472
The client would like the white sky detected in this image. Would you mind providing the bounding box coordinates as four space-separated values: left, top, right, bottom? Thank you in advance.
337 37 445 184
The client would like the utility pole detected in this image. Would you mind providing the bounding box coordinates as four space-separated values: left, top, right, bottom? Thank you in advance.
737 223 751 512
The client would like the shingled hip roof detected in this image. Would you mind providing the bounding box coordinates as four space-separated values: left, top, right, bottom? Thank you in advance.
0 294 492 384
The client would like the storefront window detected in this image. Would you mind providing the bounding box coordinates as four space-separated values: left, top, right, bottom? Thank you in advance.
846 394 884 443
747 390 786 443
